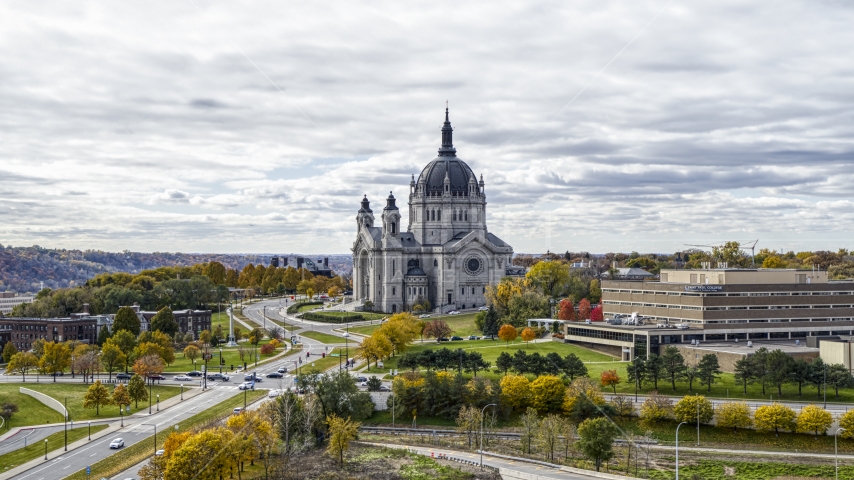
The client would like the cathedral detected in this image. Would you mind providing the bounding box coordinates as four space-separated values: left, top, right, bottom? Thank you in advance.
352 108 515 313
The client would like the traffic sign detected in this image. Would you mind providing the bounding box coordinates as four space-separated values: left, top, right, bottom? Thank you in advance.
86 466 90 474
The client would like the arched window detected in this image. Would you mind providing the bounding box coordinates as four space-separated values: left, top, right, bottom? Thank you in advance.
434 259 438 267
391 222 396 234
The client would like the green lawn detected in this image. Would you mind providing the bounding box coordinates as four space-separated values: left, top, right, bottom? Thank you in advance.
0 424 109 473
350 312 479 337
299 331 354 344
0 385 65 428
164 339 284 372
64 389 267 480
18 383 181 421
362 340 615 378
301 347 348 373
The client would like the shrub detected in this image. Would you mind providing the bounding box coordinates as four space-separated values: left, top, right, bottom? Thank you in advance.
674 395 714 424
530 375 565 413
300 312 364 323
754 403 796 435
260 343 275 355
639 391 672 424
796 404 832 436
286 301 323 314
715 401 753 432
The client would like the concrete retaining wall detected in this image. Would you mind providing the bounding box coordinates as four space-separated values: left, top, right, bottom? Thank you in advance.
20 387 67 419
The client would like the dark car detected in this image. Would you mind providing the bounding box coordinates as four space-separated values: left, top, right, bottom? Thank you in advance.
450 336 463 341
207 373 229 381
115 373 132 380
266 372 283 378
244 374 262 382
147 374 166 381
187 371 203 377
51 371 64 376
437 337 449 342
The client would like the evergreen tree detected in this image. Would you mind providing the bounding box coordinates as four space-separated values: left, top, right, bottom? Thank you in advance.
644 354 664 390
96 325 111 346
150 306 178 336
482 306 500 338
733 357 755 394
562 353 588 381
697 354 722 392
496 352 513 376
2 342 18 363
661 346 686 391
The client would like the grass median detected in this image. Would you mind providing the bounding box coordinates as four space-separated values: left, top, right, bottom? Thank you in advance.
0 424 109 473
63 389 267 480
299 330 353 344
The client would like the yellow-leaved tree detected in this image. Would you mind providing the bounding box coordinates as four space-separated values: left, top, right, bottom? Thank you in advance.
82 380 112 416
111 383 131 415
529 375 565 413
715 401 753 432
520 327 536 344
357 333 392 368
165 427 234 480
377 313 420 356
673 395 714 424
840 410 854 439
327 415 360 466
500 374 531 410
639 391 673 425
796 404 832 436
562 377 606 417
754 403 796 435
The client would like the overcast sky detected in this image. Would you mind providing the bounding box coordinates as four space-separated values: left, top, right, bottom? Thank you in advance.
2 1 853 255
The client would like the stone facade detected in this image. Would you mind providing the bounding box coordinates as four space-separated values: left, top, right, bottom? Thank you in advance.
351 108 514 313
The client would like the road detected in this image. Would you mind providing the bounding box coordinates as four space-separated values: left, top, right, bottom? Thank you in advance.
9 386 243 480
0 421 112 457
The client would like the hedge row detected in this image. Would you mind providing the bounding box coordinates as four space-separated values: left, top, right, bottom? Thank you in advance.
300 312 364 323
286 301 323 314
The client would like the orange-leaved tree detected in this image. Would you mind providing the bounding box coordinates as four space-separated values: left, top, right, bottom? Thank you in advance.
600 369 621 393
557 299 576 321
498 324 518 346
520 327 536 344
577 299 592 320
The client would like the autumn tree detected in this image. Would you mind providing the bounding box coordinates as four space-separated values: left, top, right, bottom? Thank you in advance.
2 342 17 363
183 345 201 368
839 410 854 439
500 374 531 410
326 415 360 466
357 333 392 368
754 403 796 435
609 394 634 420
111 383 131 415
589 305 604 321
498 324 518 346
577 298 592 320
100 341 126 381
715 401 753 432
40 341 71 381
796 405 832 436
520 327 536 344
7 352 39 382
455 405 482 448
526 260 570 298
423 319 452 342
557 299 576 321
599 369 621 394
674 395 714 424
133 354 165 383
639 391 673 425
530 375 565 413
83 380 112 415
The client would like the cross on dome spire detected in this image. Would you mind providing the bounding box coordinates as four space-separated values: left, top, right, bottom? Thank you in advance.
438 104 456 157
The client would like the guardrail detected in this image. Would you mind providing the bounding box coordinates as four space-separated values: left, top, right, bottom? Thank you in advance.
20 387 68 419
359 426 657 445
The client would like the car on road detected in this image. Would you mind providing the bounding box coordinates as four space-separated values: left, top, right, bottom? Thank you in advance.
418 314 431 319
450 336 463 341
238 382 254 390
277 367 288 374
173 375 193 381
109 438 124 449
155 449 165 456
51 371 64 376
266 372 283 378
268 389 281 398
379 385 391 392
437 337 449 342
232 407 243 415
147 374 166 381
467 335 480 340
115 373 132 380
478 306 489 311
448 311 460 315
244 374 262 382
207 373 230 381
352 376 367 383
187 371 203 377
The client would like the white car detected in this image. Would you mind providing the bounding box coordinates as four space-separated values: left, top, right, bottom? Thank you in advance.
268 389 281 398
173 375 192 381
448 311 460 315
418 314 431 319
238 382 253 390
478 306 489 311
109 438 124 449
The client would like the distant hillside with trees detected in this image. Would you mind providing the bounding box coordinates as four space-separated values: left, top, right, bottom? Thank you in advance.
0 244 353 294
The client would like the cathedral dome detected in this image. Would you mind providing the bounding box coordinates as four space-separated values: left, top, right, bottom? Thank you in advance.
416 107 477 196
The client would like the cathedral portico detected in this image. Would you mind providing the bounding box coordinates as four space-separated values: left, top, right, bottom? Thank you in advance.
352 108 514 313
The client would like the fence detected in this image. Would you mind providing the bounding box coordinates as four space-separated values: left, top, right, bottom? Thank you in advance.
20 387 67 419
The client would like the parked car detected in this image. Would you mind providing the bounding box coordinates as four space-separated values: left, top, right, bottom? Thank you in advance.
448 311 460 315
173 375 193 381
353 376 367 383
418 314 431 319
51 371 64 377
377 360 384 369
450 336 463 341
238 382 253 390
467 335 480 340
187 371 203 377
266 372 283 378
478 306 489 311
268 389 281 398
115 373 132 380
155 449 165 456
109 438 124 449
379 385 391 392
437 337 449 342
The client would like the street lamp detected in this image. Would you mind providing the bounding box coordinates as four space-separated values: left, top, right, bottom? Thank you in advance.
156 394 160 412
120 404 124 427
180 384 184 401
88 421 91 440
64 397 68 451
44 439 48 460
142 423 157 477
675 422 687 480
837 427 846 480
148 379 153 414
479 403 498 469
343 333 350 368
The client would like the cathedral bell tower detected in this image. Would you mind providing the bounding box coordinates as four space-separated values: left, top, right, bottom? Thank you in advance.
356 195 374 231
381 192 400 238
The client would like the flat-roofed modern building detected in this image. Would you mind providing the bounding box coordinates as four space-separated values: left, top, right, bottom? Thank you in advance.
561 268 854 362
0 292 34 315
